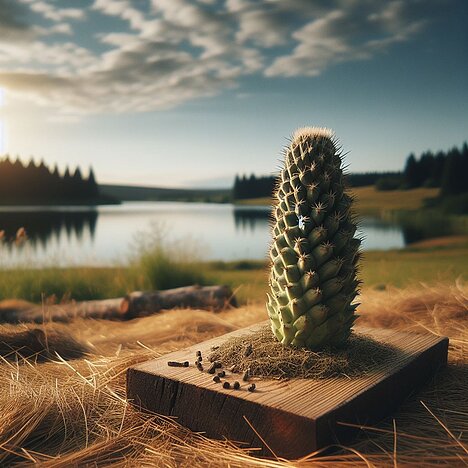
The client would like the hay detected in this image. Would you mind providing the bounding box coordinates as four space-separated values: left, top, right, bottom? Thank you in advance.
0 324 90 361
0 281 466 466
208 325 401 379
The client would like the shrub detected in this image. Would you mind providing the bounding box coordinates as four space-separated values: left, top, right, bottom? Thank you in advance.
132 225 207 291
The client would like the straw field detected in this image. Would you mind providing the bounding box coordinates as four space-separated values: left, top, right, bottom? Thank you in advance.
0 280 467 466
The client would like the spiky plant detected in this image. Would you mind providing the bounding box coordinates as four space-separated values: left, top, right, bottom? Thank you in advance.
267 127 361 350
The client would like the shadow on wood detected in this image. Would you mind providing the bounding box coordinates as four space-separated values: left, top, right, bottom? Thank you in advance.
127 322 448 459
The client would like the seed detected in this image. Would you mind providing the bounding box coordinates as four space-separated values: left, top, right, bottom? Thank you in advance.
242 369 250 381
167 361 185 367
196 363 203 371
213 376 221 383
196 350 202 357
217 371 225 378
244 344 253 357
214 361 222 369
197 356 203 363
248 383 256 392
233 381 240 390
222 382 231 389
208 363 217 374
183 361 189 367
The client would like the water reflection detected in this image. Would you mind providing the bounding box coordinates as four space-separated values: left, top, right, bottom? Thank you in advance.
0 202 461 266
233 206 270 232
385 211 457 244
0 209 97 250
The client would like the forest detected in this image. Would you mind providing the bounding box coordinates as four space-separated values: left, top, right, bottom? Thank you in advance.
0 157 116 205
233 143 468 212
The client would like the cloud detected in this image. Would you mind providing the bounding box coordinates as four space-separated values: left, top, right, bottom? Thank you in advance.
0 0 36 41
28 1 85 22
93 0 144 30
0 0 439 116
265 1 428 77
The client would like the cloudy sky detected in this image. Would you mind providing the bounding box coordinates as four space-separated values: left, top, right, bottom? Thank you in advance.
0 0 466 187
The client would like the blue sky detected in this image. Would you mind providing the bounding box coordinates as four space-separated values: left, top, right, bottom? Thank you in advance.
0 0 466 188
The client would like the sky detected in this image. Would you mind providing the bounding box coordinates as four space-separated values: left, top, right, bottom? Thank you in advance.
0 0 466 188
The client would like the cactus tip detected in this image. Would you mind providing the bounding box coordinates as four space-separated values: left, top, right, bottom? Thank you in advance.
292 127 334 143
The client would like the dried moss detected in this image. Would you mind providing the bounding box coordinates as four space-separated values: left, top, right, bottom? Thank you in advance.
209 325 402 379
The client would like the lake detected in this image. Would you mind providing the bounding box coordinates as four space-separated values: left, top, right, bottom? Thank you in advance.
0 201 443 267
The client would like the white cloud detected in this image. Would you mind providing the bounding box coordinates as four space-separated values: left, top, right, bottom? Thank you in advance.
19 0 85 22
0 0 439 116
29 2 84 21
265 1 429 77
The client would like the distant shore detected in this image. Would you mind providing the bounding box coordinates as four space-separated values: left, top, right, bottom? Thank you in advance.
0 196 120 207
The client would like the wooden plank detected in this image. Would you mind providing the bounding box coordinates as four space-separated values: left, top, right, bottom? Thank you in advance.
126 322 448 458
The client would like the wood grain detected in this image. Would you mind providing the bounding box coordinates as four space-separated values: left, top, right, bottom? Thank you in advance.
127 322 448 458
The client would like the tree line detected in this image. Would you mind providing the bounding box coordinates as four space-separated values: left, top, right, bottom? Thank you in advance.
232 142 468 201
233 174 277 200
403 143 468 195
0 156 103 204
232 172 400 199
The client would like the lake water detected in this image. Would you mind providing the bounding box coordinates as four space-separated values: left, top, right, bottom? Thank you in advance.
0 201 431 267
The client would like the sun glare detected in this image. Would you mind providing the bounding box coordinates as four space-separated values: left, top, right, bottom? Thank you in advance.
0 88 4 153
0 121 4 154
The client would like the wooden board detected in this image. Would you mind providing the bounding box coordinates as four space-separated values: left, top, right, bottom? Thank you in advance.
126 322 448 459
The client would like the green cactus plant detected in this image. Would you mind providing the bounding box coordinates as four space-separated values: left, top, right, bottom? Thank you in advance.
267 127 361 350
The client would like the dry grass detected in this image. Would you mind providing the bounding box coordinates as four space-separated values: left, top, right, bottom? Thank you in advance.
234 186 439 216
0 281 466 466
351 186 439 215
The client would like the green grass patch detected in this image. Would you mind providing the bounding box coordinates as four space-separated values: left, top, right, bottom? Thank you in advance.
134 234 207 291
0 266 137 303
0 246 466 305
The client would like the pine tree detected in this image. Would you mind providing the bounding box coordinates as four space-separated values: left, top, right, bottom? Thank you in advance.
404 153 418 188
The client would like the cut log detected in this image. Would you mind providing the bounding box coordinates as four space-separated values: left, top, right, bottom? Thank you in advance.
0 298 124 323
0 285 236 323
121 285 237 319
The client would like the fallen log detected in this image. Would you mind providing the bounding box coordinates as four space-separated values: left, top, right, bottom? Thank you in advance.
0 298 124 323
0 285 236 323
121 285 238 320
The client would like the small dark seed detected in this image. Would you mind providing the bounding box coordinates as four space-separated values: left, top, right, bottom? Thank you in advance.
242 370 250 381
217 371 225 378
196 350 202 357
222 382 231 389
233 381 240 390
183 361 189 367
244 344 253 357
208 363 217 374
196 363 203 371
248 384 256 392
214 361 222 369
197 356 203 363
213 376 221 383
167 361 185 367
